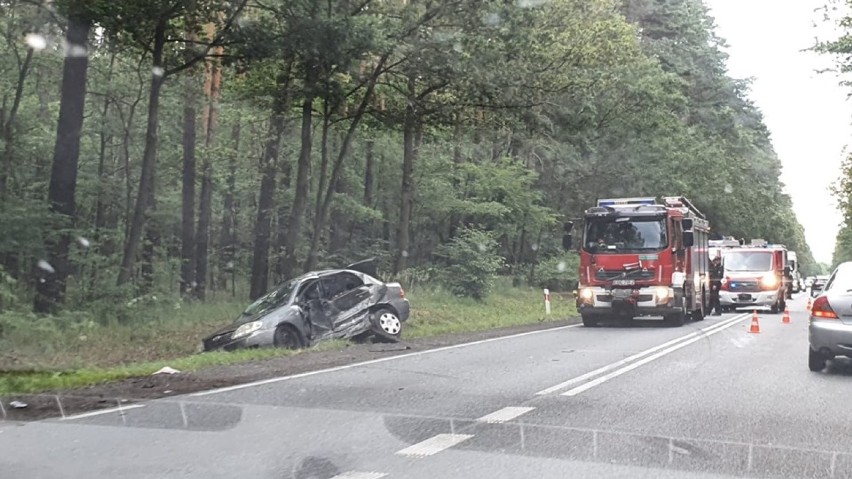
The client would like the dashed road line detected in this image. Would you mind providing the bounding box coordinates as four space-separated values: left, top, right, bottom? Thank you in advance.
536 313 750 395
477 406 535 423
330 472 387 479
396 433 474 458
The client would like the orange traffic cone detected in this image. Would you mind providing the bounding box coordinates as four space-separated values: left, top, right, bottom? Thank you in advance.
783 307 791 324
749 310 761 334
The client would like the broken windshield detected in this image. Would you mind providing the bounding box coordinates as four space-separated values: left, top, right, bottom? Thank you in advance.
584 217 668 253
241 280 297 319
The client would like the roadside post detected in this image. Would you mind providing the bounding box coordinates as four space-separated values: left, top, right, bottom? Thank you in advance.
544 289 551 315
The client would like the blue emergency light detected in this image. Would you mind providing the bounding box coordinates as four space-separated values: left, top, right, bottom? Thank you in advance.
597 197 657 207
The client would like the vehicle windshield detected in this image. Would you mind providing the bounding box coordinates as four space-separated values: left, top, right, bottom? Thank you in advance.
584 217 668 253
723 251 773 272
240 280 297 319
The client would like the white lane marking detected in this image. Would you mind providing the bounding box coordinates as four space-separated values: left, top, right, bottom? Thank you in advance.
477 406 535 423
191 324 582 397
330 472 387 479
396 433 474 457
535 313 749 395
60 404 145 421
562 313 751 396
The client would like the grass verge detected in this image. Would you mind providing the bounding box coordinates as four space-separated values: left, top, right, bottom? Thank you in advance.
0 281 575 395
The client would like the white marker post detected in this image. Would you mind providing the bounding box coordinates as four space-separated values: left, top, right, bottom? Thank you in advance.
544 289 551 315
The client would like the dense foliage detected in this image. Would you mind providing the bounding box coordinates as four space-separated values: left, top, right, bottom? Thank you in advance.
0 0 814 312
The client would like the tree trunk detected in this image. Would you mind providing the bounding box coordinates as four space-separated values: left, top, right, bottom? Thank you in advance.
304 105 331 272
117 23 166 286
94 52 116 234
304 56 386 270
0 48 33 202
394 77 417 274
218 121 240 293
180 72 197 296
249 112 285 300
195 66 221 300
280 89 315 279
34 16 91 313
140 197 160 292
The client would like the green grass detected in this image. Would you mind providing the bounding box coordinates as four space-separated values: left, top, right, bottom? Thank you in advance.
0 281 576 395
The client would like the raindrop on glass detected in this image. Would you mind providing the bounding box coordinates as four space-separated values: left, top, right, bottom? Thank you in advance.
482 12 501 27
77 236 90 248
226 261 234 269
477 243 487 252
25 33 47 51
190 281 198 288
152 66 165 77
64 43 87 58
401 250 409 258
531 243 539 251
557 261 567 272
37 260 55 274
724 184 733 194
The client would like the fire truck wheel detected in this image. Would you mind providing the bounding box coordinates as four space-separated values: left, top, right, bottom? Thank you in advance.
665 297 687 327
581 315 599 327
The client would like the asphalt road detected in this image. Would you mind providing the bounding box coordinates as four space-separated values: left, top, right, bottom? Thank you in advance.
3 293 850 479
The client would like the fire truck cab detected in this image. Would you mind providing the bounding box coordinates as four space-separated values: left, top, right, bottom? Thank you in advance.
569 196 710 327
716 240 789 313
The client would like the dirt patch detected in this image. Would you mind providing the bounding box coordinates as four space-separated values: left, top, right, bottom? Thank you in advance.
1 318 577 422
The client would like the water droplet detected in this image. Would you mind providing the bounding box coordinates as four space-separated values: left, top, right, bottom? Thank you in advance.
531 243 539 251
557 261 567 272
152 66 165 77
77 237 90 248
453 43 463 53
79 335 87 341
401 250 409 258
477 243 487 252
517 0 549 7
37 260 55 274
724 184 733 194
64 43 87 58
39 278 45 283
190 281 198 288
25 33 47 51
151 295 158 301
482 12 502 27
226 261 234 269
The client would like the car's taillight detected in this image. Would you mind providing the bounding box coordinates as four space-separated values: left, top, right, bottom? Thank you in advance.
399 287 405 299
811 296 838 319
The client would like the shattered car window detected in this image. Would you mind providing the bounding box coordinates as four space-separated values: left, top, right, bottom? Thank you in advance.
242 280 296 318
322 273 364 300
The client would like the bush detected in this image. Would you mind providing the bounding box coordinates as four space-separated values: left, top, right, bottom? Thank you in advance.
434 227 504 299
533 253 579 292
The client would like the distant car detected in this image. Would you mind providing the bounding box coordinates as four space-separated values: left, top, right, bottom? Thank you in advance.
202 261 410 352
810 275 830 298
809 264 852 371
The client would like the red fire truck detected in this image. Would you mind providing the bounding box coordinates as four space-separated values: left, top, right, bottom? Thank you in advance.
716 240 789 313
565 197 710 327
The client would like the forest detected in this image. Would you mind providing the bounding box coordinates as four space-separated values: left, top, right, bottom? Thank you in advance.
0 0 816 320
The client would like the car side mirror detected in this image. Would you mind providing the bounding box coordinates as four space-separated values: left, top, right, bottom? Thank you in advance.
682 231 695 248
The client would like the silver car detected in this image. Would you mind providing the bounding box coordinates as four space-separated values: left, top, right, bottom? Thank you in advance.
809 262 852 371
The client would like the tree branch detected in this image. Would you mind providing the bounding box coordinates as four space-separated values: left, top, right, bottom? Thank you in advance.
164 0 250 77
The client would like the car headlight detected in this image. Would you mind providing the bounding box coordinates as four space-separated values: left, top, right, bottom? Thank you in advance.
232 321 263 339
761 274 778 288
655 287 670 301
580 288 594 301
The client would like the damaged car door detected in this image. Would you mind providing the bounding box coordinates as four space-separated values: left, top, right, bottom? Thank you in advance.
297 279 336 342
321 272 374 338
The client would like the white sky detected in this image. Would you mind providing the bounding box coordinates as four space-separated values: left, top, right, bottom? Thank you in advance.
705 0 852 264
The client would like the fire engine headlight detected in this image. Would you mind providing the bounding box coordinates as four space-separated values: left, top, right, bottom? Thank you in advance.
761 273 778 288
579 288 594 302
654 287 670 301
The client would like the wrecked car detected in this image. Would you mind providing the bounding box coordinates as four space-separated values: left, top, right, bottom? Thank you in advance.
202 264 410 352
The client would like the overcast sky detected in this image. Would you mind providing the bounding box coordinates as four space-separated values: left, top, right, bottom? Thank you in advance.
704 0 852 264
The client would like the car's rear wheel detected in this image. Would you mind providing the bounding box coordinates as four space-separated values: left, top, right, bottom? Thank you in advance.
274 325 303 350
581 314 599 327
371 308 402 342
809 347 827 372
